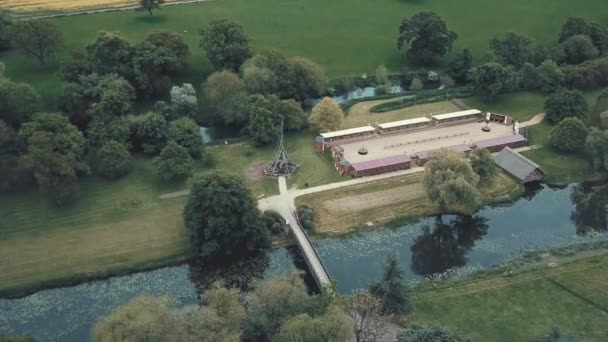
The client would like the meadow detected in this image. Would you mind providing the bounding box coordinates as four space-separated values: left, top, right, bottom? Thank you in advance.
3 0 608 106
413 252 608 341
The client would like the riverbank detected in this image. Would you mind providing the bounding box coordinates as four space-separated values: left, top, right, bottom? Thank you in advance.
412 244 608 341
296 171 524 236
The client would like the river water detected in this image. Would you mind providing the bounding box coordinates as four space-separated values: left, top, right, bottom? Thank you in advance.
1 183 607 341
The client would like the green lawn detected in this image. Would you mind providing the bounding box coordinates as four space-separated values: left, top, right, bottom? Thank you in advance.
463 92 546 122
3 0 608 106
413 253 608 341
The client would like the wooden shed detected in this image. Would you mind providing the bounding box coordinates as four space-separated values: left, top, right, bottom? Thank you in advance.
494 147 544 183
351 154 412 177
474 134 527 153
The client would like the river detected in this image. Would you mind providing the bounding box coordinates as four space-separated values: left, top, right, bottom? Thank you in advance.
1 182 607 341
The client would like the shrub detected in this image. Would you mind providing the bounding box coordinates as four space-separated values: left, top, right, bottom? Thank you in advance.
297 206 315 230
262 210 286 234
154 141 193 181
549 117 589 152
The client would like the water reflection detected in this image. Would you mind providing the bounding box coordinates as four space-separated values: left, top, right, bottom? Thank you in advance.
410 215 489 276
570 183 608 235
522 181 544 201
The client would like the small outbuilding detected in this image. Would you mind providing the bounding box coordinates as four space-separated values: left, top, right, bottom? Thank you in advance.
351 154 412 177
494 147 544 183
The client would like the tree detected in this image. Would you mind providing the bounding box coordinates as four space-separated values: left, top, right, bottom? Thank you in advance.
132 30 190 96
469 148 497 184
168 117 202 158
85 32 135 79
199 19 251 71
397 323 470 342
241 49 296 98
519 62 542 90
344 292 391 342
308 97 344 133
0 78 42 128
536 60 565 93
585 128 608 170
549 117 589 152
448 49 473 83
248 95 283 145
468 62 518 101
183 172 269 258
245 274 318 341
92 295 178 342
138 0 165 16
154 141 192 181
0 120 26 193
589 22 608 56
95 140 133 179
538 327 576 342
0 12 12 52
282 99 307 131
86 117 130 148
133 111 168 154
18 113 88 205
397 11 458 65
423 149 481 212
369 254 410 315
560 34 599 64
203 70 248 125
61 73 135 130
559 17 590 43
409 78 424 91
289 57 328 101
277 305 354 342
590 89 608 126
10 20 63 65
544 89 589 124
490 32 535 67
168 83 198 118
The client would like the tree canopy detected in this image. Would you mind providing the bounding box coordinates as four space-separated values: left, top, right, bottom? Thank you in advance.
199 19 251 71
203 70 248 125
183 172 269 258
469 148 497 184
369 254 410 315
277 305 354 342
549 117 589 152
18 113 88 205
585 128 608 171
397 323 470 342
132 111 168 154
423 149 481 212
536 60 565 93
560 34 599 64
489 32 535 67
248 94 284 145
0 77 42 128
544 89 589 124
168 117 203 158
308 97 344 133
95 140 133 179
397 11 458 65
154 141 193 181
448 49 473 83
468 62 518 101
138 0 165 16
10 20 63 65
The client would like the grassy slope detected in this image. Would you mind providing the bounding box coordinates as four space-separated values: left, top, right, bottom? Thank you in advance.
413 253 608 341
3 0 608 106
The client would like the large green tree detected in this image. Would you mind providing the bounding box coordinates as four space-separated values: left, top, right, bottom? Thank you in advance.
132 111 168 154
183 172 269 258
468 62 518 101
95 140 133 179
282 99 307 131
308 97 344 133
203 70 249 125
519 62 542 90
423 149 481 212
397 11 458 65
544 89 589 124
241 49 295 98
132 30 190 97
585 128 608 171
537 60 565 93
559 17 591 42
248 94 283 145
560 34 599 64
0 78 42 128
289 56 328 101
277 305 354 342
168 117 203 158
490 32 535 67
549 117 589 152
397 323 470 342
153 141 193 181
10 20 63 65
369 254 410 315
85 32 135 78
18 113 88 205
469 148 497 184
138 0 165 16
448 49 473 83
199 19 251 71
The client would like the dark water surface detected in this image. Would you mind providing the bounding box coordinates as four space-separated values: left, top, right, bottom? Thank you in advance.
1 183 607 341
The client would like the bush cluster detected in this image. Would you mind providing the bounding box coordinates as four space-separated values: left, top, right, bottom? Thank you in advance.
297 206 315 230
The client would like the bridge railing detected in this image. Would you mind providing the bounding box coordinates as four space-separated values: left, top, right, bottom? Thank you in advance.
292 209 332 285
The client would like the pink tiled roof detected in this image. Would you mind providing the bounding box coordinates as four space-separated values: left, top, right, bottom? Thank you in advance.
448 144 472 153
352 154 412 172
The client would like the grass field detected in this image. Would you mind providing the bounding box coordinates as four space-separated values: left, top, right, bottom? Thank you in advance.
3 0 608 106
413 252 608 341
3 0 186 13
296 172 523 235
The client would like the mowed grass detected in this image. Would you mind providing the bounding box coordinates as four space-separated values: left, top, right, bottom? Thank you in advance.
3 0 608 106
413 253 608 341
463 92 546 122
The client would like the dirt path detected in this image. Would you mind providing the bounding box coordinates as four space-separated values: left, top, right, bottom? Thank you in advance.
324 183 424 212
